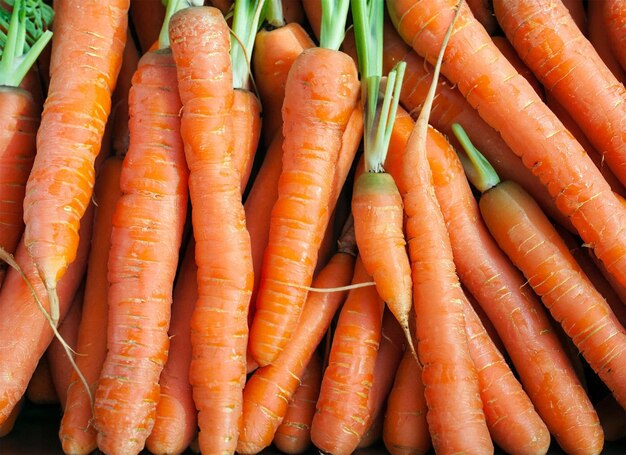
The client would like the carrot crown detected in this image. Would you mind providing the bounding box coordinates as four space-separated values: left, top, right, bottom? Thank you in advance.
231 0 266 90
264 0 284 28
320 0 350 51
352 0 405 172
451 123 501 193
0 0 52 87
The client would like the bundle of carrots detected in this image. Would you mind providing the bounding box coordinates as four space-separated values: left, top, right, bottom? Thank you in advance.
0 0 625 454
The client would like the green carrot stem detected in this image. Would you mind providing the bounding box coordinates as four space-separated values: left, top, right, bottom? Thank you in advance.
320 0 350 51
265 0 284 27
231 0 266 90
452 123 501 193
159 0 185 49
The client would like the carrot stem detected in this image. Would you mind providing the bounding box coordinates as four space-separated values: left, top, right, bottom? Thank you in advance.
265 0 284 27
231 0 266 90
451 123 500 192
158 0 184 49
319 0 350 51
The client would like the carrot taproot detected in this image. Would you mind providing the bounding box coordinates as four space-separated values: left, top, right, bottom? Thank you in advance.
22 0 129 327
249 0 359 367
588 0 626 84
596 394 626 442
93 12 188 451
0 202 93 425
146 239 198 455
388 0 626 290
232 90 261 192
272 351 323 455
238 237 356 454
604 0 626 71
494 0 626 187
382 349 430 455
169 7 253 453
58 155 123 455
464 288 506 356
310 257 384 455
490 36 543 98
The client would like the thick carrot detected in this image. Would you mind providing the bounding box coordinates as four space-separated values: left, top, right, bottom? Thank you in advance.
604 0 626 71
0 202 93 425
146 239 198 455
249 0 359 366
238 245 356 454
22 0 129 327
494 0 626 187
59 155 123 455
272 352 323 455
93 38 188 454
386 108 603 453
388 0 626 289
382 349 430 455
588 0 626 84
169 7 252 453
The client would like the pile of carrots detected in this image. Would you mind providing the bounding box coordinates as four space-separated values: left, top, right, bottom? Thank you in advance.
0 0 625 454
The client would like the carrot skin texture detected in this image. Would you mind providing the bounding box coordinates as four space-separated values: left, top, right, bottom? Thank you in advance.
387 0 626 289
382 350 431 455
59 156 123 455
494 0 626 187
490 36 543 98
146 240 198 455
273 352 323 455
310 258 384 455
232 89 261 193
480 180 626 412
169 8 253 454
385 108 603 454
604 0 626 71
238 252 355 454
93 48 188 455
0 204 93 424
250 47 359 366
0 88 39 286
23 0 129 299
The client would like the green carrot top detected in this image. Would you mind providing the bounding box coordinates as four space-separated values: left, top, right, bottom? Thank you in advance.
320 0 350 51
231 0 266 90
452 123 501 193
351 0 405 173
0 0 53 87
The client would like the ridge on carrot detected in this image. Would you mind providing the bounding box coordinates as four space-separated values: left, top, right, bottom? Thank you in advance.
350 0 416 360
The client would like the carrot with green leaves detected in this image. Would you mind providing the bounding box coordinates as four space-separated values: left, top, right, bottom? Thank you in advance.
249 0 359 367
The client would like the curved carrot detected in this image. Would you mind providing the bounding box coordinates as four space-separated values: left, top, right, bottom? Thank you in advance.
169 7 252 453
238 247 355 454
494 0 626 187
59 155 123 455
272 352 323 455
22 0 129 326
604 0 626 71
588 0 626 84
382 350 430 455
388 0 626 291
146 239 198 455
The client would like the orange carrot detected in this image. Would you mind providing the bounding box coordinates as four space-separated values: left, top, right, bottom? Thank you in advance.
272 352 323 455
0 399 21 437
59 155 123 455
232 89 261 192
494 0 626 187
388 0 626 291
22 0 129 327
169 7 252 453
560 0 587 34
465 0 497 34
491 36 543 98
604 0 626 71
588 0 626 84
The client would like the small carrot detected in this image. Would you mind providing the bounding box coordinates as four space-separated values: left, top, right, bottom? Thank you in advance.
604 0 626 71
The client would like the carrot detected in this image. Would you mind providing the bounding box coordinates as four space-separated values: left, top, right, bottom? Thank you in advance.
604 0 626 71
146 239 198 455
588 247 626 307
238 233 356 454
129 0 165 53
249 0 359 366
22 0 129 327
272 352 323 455
490 36 543 98
382 350 431 455
58 155 123 455
169 6 253 453
93 5 188 451
456 123 626 426
588 0 626 84
494 0 626 187
465 0 497 35
0 202 93 425
310 257 384 455
559 0 587 34
386 107 603 453
0 399 21 437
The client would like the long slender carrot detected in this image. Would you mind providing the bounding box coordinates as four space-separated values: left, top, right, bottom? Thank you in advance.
0 202 93 425
494 0 626 187
382 350 431 455
604 0 626 71
387 0 626 290
385 106 603 454
249 0 359 366
238 238 356 454
588 0 626 84
59 155 123 455
22 0 129 327
490 36 543 98
272 351 323 455
146 239 198 455
93 9 188 451
169 7 253 453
